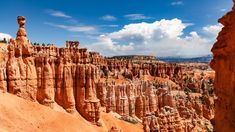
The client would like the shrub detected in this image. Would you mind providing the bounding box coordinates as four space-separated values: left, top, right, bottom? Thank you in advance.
119 116 138 124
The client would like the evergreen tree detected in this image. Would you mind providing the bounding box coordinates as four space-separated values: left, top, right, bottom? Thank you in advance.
3 38 6 43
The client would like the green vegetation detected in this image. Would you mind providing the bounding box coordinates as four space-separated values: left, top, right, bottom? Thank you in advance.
184 87 192 94
119 116 138 124
205 122 213 132
0 38 7 43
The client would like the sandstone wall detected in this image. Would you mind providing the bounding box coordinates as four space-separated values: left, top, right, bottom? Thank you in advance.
210 0 235 131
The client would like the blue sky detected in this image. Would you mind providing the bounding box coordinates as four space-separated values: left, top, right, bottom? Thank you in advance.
0 0 233 57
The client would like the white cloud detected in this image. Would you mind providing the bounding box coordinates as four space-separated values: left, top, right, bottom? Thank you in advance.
124 14 153 20
46 9 72 18
86 35 134 55
101 25 119 28
0 33 12 41
85 19 221 57
100 15 117 21
171 1 183 6
44 22 96 33
203 24 223 36
108 25 119 28
109 19 186 40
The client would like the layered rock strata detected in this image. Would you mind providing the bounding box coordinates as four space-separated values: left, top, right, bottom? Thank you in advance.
4 16 101 124
96 79 213 131
1 16 216 131
106 59 182 80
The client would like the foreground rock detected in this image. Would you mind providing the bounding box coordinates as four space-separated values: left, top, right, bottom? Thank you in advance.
4 16 101 125
210 0 235 131
0 92 143 132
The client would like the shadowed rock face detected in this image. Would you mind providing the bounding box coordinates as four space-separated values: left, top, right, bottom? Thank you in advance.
97 81 159 118
210 0 235 131
96 80 214 131
143 106 183 132
106 59 183 80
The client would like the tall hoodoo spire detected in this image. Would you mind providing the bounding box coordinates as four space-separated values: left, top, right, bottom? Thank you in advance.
15 16 32 56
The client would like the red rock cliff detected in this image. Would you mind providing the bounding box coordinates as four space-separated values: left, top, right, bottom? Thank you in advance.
210 0 235 131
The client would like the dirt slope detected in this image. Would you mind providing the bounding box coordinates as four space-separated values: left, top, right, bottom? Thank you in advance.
100 112 143 132
0 92 143 132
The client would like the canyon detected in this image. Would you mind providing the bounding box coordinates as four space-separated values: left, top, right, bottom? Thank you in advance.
0 15 215 132
0 1 234 130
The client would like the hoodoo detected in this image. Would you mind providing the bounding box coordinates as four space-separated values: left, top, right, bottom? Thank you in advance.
5 16 102 125
0 16 216 131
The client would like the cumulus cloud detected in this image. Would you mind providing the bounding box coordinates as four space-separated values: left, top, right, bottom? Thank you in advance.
171 1 183 6
46 9 72 18
124 14 153 20
100 15 117 21
203 24 223 36
0 33 12 41
87 35 134 55
44 22 96 33
109 19 186 40
85 18 222 57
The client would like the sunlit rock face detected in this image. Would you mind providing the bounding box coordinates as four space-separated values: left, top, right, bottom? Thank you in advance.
210 0 235 131
4 16 102 125
1 16 215 131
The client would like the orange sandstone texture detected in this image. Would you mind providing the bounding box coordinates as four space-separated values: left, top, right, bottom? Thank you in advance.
210 0 235 131
0 92 143 132
0 16 215 131
5 16 102 124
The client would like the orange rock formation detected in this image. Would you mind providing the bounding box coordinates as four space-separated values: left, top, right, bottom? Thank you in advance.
5 16 102 124
0 16 216 131
210 0 235 131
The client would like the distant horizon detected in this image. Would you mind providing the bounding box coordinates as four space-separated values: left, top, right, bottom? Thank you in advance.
0 38 213 58
0 33 215 58
0 0 232 57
